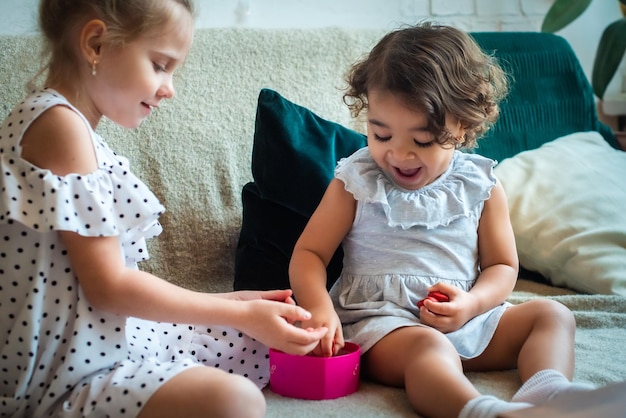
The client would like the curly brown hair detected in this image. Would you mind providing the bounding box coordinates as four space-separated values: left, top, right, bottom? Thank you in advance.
343 22 509 149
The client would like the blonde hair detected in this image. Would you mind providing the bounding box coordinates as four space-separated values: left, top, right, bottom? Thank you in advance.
34 0 195 88
343 22 509 149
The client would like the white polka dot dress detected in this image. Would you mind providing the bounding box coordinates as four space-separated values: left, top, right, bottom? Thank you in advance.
0 89 269 417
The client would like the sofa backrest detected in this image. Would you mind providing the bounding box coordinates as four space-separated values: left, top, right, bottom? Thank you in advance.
471 32 617 162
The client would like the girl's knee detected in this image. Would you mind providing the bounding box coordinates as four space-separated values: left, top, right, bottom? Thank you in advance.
528 299 576 331
365 327 460 385
539 299 574 319
214 374 266 418
140 368 266 418
419 327 458 352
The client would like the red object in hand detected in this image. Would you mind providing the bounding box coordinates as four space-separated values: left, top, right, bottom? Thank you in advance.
417 291 449 308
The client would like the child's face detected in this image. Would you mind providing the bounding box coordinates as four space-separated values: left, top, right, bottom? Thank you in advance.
87 4 194 128
366 89 465 190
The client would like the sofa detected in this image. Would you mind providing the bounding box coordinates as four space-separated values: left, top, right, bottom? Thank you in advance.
1 28 625 417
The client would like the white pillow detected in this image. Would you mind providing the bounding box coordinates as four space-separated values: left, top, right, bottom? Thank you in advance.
494 131 626 295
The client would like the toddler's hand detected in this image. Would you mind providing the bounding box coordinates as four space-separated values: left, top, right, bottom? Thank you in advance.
417 290 449 308
418 284 476 333
300 306 344 357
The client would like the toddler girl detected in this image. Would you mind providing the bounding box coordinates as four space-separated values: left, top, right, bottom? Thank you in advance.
289 22 591 418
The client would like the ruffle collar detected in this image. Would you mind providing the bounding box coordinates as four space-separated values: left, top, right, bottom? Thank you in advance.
335 147 496 229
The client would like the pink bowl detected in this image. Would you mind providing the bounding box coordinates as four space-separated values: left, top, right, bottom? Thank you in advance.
269 342 361 400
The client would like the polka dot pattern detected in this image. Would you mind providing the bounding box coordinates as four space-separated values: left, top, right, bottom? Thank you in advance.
0 90 165 266
0 89 270 417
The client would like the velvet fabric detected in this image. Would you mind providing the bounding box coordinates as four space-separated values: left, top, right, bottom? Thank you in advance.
470 32 617 161
234 89 365 291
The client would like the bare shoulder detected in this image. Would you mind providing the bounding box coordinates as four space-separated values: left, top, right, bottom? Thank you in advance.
318 178 357 215
21 105 97 176
295 177 356 260
478 178 518 268
325 177 354 199
484 179 509 211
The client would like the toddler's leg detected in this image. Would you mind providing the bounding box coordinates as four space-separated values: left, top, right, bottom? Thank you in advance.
364 326 529 418
500 300 593 404
511 369 594 404
468 299 587 405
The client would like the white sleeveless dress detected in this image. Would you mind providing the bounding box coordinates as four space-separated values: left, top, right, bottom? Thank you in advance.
0 89 269 418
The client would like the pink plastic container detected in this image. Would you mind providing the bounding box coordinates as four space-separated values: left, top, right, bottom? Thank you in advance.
269 342 361 400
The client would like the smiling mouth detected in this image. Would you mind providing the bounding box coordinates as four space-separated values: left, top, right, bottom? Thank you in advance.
395 166 420 178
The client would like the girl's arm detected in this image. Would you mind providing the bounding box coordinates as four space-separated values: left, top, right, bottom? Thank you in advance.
60 232 326 354
21 105 327 355
424 180 518 331
469 179 519 310
289 178 356 356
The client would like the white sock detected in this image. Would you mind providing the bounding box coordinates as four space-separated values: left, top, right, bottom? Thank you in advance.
459 395 532 418
511 369 594 404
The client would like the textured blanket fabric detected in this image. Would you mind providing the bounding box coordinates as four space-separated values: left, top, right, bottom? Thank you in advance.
1 28 624 417
263 280 626 417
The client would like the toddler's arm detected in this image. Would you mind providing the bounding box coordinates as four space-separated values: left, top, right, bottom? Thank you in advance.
289 179 357 356
472 180 519 306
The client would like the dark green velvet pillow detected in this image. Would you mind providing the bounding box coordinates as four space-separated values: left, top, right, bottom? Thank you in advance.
234 89 366 291
249 89 367 218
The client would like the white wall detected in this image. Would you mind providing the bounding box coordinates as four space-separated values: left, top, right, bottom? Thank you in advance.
0 0 620 94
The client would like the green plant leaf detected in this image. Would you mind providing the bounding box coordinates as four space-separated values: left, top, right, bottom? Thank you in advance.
541 0 592 33
592 17 626 99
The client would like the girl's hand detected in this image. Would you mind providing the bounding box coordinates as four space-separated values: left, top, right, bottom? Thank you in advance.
300 305 344 357
237 299 329 356
222 289 296 305
259 289 297 305
418 283 479 333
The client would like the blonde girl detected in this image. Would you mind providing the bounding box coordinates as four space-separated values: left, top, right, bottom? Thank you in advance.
0 1 325 417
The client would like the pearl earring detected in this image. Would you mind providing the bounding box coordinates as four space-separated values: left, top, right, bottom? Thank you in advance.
92 60 98 76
